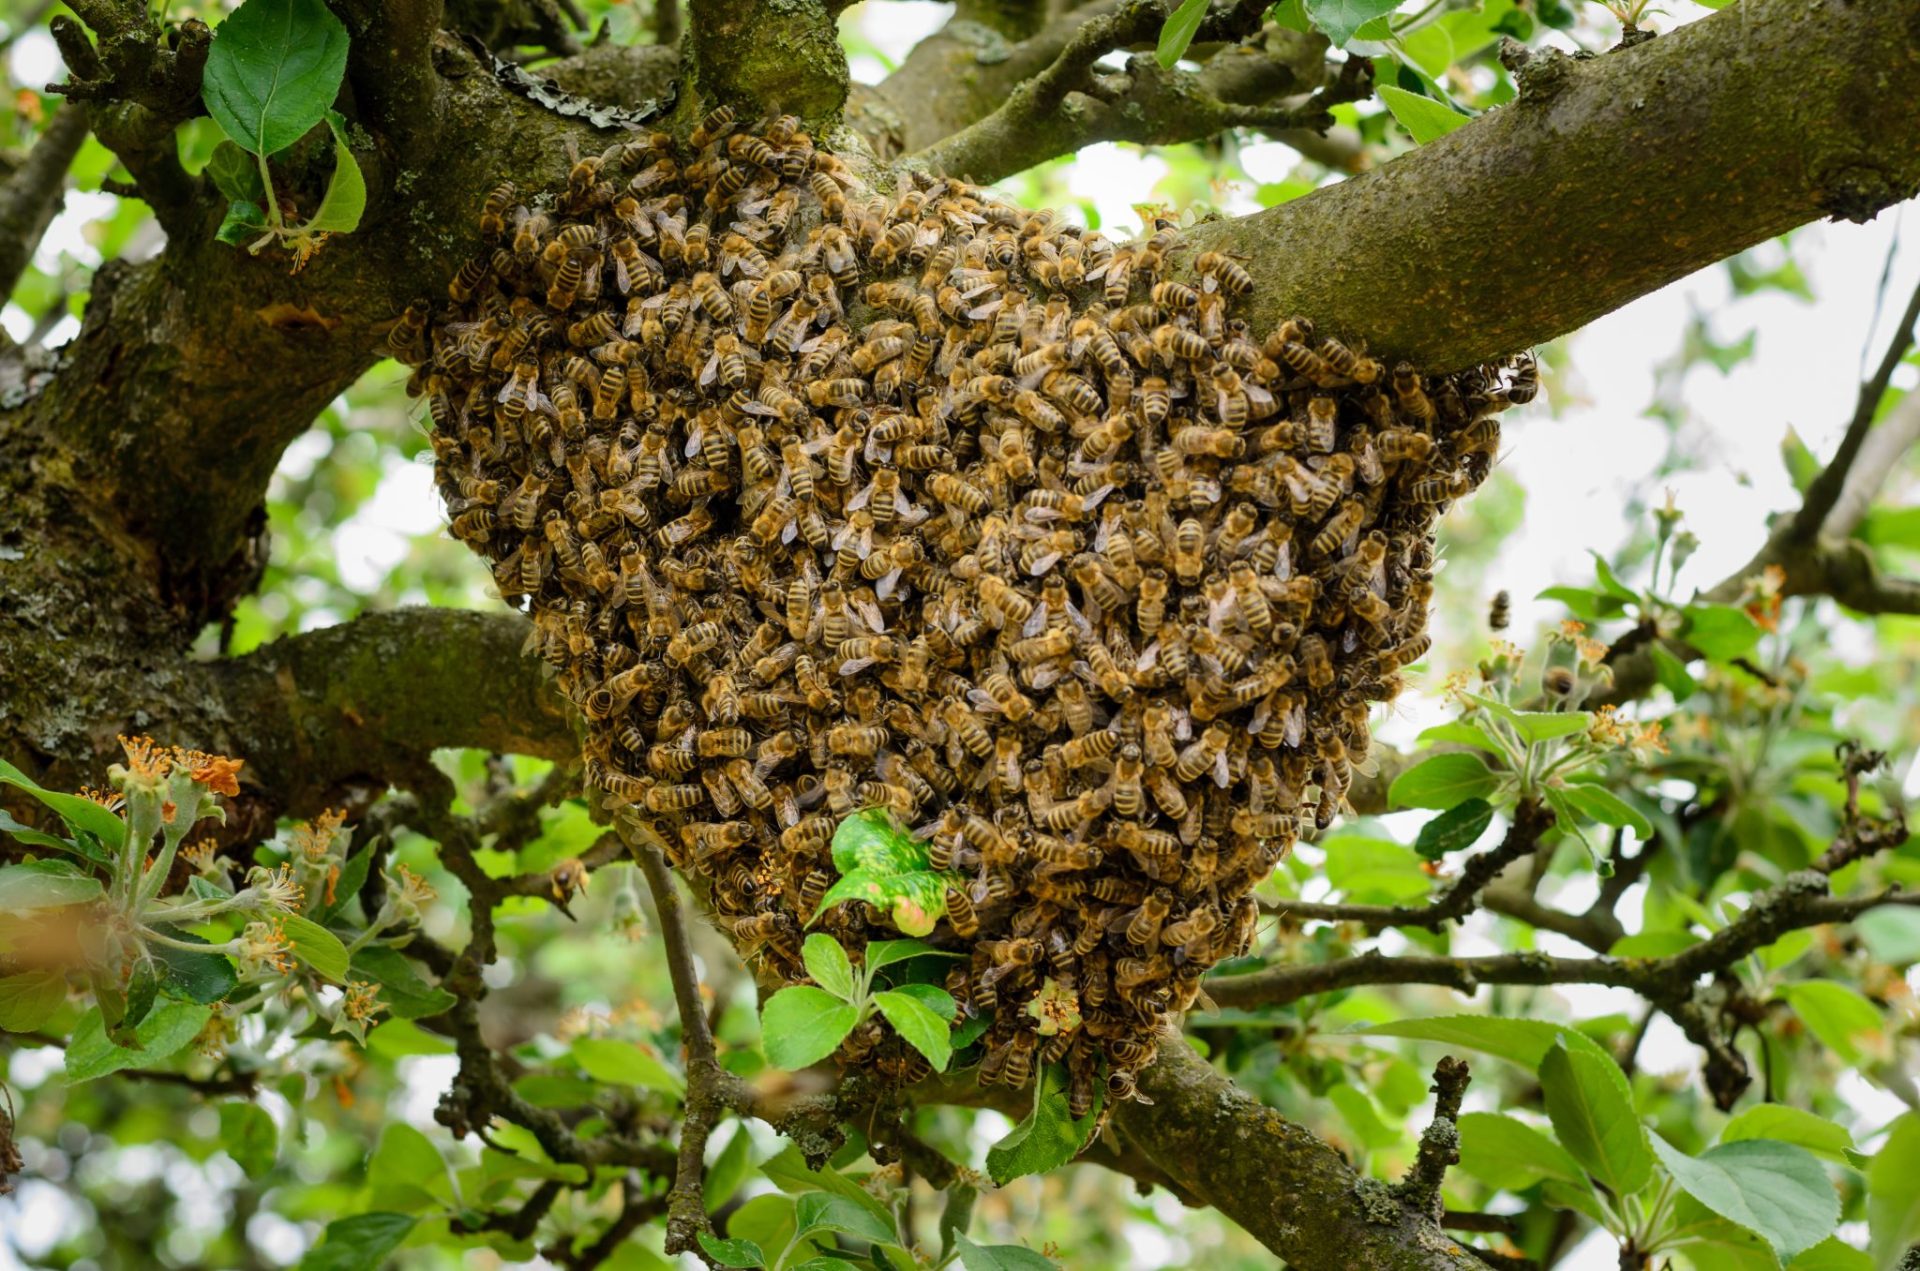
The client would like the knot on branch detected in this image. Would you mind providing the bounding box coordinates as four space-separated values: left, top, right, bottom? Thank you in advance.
48 11 208 122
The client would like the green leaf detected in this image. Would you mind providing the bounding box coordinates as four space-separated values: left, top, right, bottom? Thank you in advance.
120 959 160 1038
0 859 105 911
724 1194 799 1264
1505 710 1594 744
369 1122 449 1206
706 1123 757 1212
0 758 127 850
1537 585 1607 622
1456 1112 1586 1190
697 1232 766 1268
1649 1135 1837 1260
830 808 927 875
0 970 67 1031
202 0 350 156
206 140 266 203
803 933 858 1000
985 1066 1100 1185
65 1000 212 1082
759 1143 899 1233
1855 906 1920 965
571 1036 685 1096
1776 981 1881 1065
321 846 375 922
1155 0 1209 68
760 986 860 1070
1556 785 1653 839
1590 551 1640 602
1721 1106 1854 1164
278 913 350 983
1540 1038 1652 1196
1305 0 1403 45
795 1191 897 1246
862 938 960 973
151 928 239 1004
1377 84 1469 144
0 809 93 859
813 868 952 937
1322 836 1430 902
299 1213 417 1271
939 1184 977 1260
1868 1113 1920 1267
219 1101 277 1175
348 946 455 1020
873 990 952 1072
366 1018 456 1058
302 111 365 234
954 1234 1057 1271
1682 604 1762 662
216 199 270 246
1388 753 1500 810
1779 427 1821 494
1789 1237 1874 1270
1649 643 1698 701
1415 721 1505 754
1360 1015 1619 1072
887 981 958 1021
1414 797 1494 860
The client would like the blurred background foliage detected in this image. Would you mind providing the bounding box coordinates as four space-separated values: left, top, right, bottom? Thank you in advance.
2 0 1918 1268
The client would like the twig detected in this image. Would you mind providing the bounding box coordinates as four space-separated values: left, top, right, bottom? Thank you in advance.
0 103 90 304
1395 1057 1470 1218
1266 800 1554 933
1443 1211 1522 1238
626 822 737 1256
1791 271 1920 541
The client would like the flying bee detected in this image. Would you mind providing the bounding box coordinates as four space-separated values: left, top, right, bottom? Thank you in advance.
1489 589 1511 631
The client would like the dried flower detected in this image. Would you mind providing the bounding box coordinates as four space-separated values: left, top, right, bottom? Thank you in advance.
343 980 385 1024
180 751 245 798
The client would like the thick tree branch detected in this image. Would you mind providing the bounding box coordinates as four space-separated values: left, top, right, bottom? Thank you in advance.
683 0 846 128
329 0 446 164
1185 0 1920 369
1117 1042 1486 1270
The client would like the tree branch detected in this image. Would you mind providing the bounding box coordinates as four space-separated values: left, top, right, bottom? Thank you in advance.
683 0 847 128
1184 0 1920 368
1117 1041 1486 1270
0 103 90 308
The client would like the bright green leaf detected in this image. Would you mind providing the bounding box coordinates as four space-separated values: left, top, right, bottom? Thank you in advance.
795 1191 897 1246
759 1144 898 1232
1777 981 1881 1065
65 1000 212 1082
1722 1106 1854 1163
369 1122 449 1206
206 140 266 203
0 970 67 1031
1540 1039 1652 1196
571 1037 685 1095
760 987 859 1070
955 1234 1057 1271
1868 1113 1920 1267
302 111 365 234
706 1124 757 1212
278 913 350 983
1305 0 1403 45
829 808 926 875
202 0 351 156
1155 0 1209 68
1358 1016 1619 1072
1649 643 1698 700
1457 1112 1586 1190
1415 721 1505 753
862 938 960 973
1649 1134 1837 1260
1556 785 1653 839
1377 85 1469 144
1389 753 1500 810
1855 906 1920 965
803 933 857 1000
873 989 952 1072
985 1066 1101 1186
697 1232 766 1268
1682 604 1763 662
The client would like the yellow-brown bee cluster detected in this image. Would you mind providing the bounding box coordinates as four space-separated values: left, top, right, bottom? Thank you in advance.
406 110 1530 1111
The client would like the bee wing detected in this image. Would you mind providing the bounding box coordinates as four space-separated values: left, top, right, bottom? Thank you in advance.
837 658 878 677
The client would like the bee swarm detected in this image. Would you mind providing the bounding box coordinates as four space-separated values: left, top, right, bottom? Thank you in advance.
408 110 1530 1113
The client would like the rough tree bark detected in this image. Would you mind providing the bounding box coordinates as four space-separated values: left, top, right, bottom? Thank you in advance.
2 0 1917 1265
